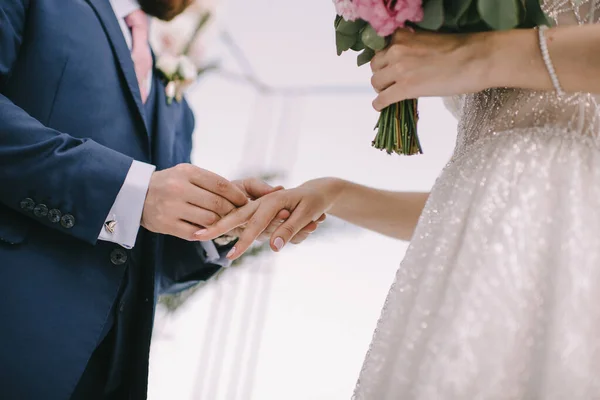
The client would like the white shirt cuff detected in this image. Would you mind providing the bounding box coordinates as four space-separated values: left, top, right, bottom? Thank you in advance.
109 0 140 19
200 241 221 264
98 160 156 248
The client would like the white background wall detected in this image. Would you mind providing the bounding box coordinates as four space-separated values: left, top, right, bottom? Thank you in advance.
148 0 457 399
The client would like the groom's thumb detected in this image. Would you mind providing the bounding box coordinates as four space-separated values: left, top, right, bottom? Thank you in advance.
242 178 283 200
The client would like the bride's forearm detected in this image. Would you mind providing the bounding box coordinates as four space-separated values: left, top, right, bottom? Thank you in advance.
326 179 428 241
483 24 600 94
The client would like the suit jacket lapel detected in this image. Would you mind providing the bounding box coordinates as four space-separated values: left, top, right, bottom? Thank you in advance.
152 81 175 170
86 0 149 139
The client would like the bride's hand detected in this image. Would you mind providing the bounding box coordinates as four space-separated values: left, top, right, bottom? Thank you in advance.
370 29 491 111
194 178 343 260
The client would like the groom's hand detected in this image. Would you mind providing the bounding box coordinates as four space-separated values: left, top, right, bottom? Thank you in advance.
141 163 248 240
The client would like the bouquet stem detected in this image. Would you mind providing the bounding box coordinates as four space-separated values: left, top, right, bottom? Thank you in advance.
372 99 422 155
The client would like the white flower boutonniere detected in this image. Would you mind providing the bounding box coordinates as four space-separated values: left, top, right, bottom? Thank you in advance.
157 54 198 104
151 8 215 105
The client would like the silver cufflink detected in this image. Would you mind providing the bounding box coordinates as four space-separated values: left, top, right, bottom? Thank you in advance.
105 220 117 234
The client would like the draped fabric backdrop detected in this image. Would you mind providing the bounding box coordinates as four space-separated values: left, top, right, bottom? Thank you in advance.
148 0 457 399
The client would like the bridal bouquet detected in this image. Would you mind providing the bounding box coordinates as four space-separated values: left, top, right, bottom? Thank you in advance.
334 0 550 155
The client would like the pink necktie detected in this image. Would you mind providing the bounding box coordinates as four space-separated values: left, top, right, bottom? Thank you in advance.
124 10 152 103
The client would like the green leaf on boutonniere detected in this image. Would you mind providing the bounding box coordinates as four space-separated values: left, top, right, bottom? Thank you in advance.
361 25 386 51
417 0 445 30
357 47 375 67
478 0 520 30
336 31 357 55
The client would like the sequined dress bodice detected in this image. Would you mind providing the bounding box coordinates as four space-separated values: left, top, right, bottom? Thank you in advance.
449 0 600 158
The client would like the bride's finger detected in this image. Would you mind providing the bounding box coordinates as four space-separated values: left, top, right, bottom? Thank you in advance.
258 210 290 241
371 65 397 93
193 202 258 240
225 201 285 260
373 82 406 111
270 204 318 252
289 221 319 245
370 50 389 72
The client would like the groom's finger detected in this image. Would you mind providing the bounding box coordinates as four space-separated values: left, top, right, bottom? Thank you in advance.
180 203 221 228
173 220 207 242
187 186 235 217
186 166 248 207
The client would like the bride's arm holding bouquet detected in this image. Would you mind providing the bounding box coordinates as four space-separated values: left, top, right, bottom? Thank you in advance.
335 0 600 155
370 23 600 113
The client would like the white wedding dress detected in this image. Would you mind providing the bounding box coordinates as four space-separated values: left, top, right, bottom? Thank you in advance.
353 1 600 399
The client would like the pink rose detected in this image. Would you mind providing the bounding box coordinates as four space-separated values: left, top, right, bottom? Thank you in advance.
354 0 423 37
333 0 359 21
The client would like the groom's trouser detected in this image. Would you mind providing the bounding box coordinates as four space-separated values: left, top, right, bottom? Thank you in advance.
70 327 127 400
70 232 147 400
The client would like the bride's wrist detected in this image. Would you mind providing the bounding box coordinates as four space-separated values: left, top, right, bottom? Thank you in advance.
312 177 348 206
465 30 508 91
483 28 549 90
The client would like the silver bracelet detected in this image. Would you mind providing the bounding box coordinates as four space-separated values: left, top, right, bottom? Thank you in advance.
537 25 565 96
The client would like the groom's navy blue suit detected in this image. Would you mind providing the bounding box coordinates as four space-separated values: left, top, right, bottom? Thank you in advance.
0 1 231 399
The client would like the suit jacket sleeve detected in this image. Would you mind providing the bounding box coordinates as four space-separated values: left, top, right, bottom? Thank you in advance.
0 0 133 245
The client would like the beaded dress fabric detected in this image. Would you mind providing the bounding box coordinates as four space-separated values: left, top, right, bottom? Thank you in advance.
353 1 600 399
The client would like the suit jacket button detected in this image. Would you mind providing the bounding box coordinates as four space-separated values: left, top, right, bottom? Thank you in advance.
61 214 75 229
110 249 128 266
48 209 62 224
20 198 35 212
33 204 49 218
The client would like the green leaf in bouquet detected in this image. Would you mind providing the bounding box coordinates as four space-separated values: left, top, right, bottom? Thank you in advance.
516 0 527 26
416 0 445 30
335 15 343 30
458 2 483 27
351 38 366 51
336 31 357 56
357 47 375 67
478 0 520 30
336 18 367 35
445 0 473 28
524 0 552 27
361 25 386 51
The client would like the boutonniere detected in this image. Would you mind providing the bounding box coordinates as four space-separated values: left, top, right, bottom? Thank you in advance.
151 8 216 105
156 54 198 105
